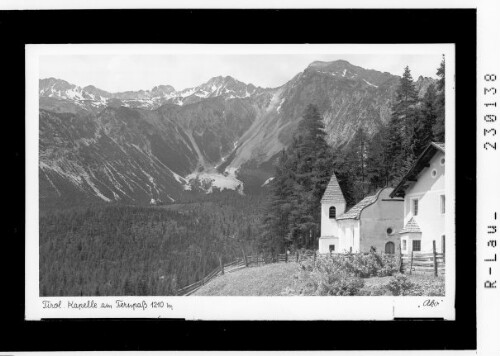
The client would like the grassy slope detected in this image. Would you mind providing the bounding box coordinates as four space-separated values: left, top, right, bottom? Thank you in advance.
193 262 300 296
193 262 445 296
361 275 445 296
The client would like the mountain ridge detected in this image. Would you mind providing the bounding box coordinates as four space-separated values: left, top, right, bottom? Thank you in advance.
39 75 266 111
39 60 437 208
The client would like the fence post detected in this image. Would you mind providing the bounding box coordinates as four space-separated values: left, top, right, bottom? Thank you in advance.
433 240 438 277
296 251 299 263
242 249 248 267
409 250 414 275
285 251 288 263
398 245 403 273
220 256 224 275
442 237 446 263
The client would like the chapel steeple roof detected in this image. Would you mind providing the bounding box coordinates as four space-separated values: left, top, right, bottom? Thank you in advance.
321 171 346 204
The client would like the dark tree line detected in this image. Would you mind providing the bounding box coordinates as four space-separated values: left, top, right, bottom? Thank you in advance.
259 58 446 252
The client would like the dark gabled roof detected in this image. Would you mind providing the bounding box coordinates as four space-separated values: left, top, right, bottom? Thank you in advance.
321 172 346 204
390 142 445 198
337 188 383 220
399 217 422 234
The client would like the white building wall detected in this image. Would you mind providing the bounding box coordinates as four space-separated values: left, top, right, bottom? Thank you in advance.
338 219 360 253
359 188 404 253
403 152 445 253
320 202 346 237
400 232 423 254
318 236 339 254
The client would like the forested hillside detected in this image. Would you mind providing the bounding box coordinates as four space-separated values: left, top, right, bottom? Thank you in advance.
40 192 264 296
259 59 445 253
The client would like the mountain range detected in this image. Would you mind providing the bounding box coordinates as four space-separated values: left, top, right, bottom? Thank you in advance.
39 60 435 208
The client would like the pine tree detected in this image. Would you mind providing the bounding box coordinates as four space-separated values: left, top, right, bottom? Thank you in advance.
433 56 445 142
288 104 331 247
414 84 438 155
345 127 369 198
384 66 420 183
366 126 390 189
260 104 332 251
260 150 295 254
329 146 357 208
394 66 419 112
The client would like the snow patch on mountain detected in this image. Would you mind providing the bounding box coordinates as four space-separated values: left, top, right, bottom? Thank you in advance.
261 177 274 187
40 75 264 110
276 98 285 113
171 170 188 185
186 168 244 194
363 79 378 88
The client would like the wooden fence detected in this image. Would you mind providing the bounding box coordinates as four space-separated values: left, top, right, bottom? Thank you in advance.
401 241 445 276
176 250 317 296
177 246 445 296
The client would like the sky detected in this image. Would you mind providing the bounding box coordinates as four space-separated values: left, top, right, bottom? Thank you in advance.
39 53 443 93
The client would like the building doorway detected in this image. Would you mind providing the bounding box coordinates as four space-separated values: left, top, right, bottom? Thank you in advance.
385 241 395 254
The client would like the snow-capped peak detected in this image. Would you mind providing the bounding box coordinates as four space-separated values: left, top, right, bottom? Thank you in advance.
39 75 264 110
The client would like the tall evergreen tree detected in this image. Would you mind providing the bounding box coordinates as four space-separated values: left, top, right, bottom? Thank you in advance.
345 127 369 198
384 66 420 183
260 104 332 251
365 126 390 189
288 104 332 247
433 56 445 142
414 84 438 155
329 145 357 208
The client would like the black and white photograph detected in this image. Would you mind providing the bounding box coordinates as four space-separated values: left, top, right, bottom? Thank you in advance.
0 1 494 353
23 43 456 321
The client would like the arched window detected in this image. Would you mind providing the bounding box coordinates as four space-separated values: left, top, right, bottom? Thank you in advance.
329 206 336 219
385 241 395 254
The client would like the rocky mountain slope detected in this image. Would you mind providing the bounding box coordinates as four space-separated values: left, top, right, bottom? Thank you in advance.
39 60 436 208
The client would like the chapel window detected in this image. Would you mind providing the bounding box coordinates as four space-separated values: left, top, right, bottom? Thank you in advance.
412 199 419 216
329 206 336 219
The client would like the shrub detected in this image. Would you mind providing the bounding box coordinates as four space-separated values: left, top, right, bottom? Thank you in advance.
321 251 399 278
384 274 445 296
284 254 365 296
419 281 445 296
386 274 417 296
283 252 404 296
358 284 390 296
405 277 445 296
